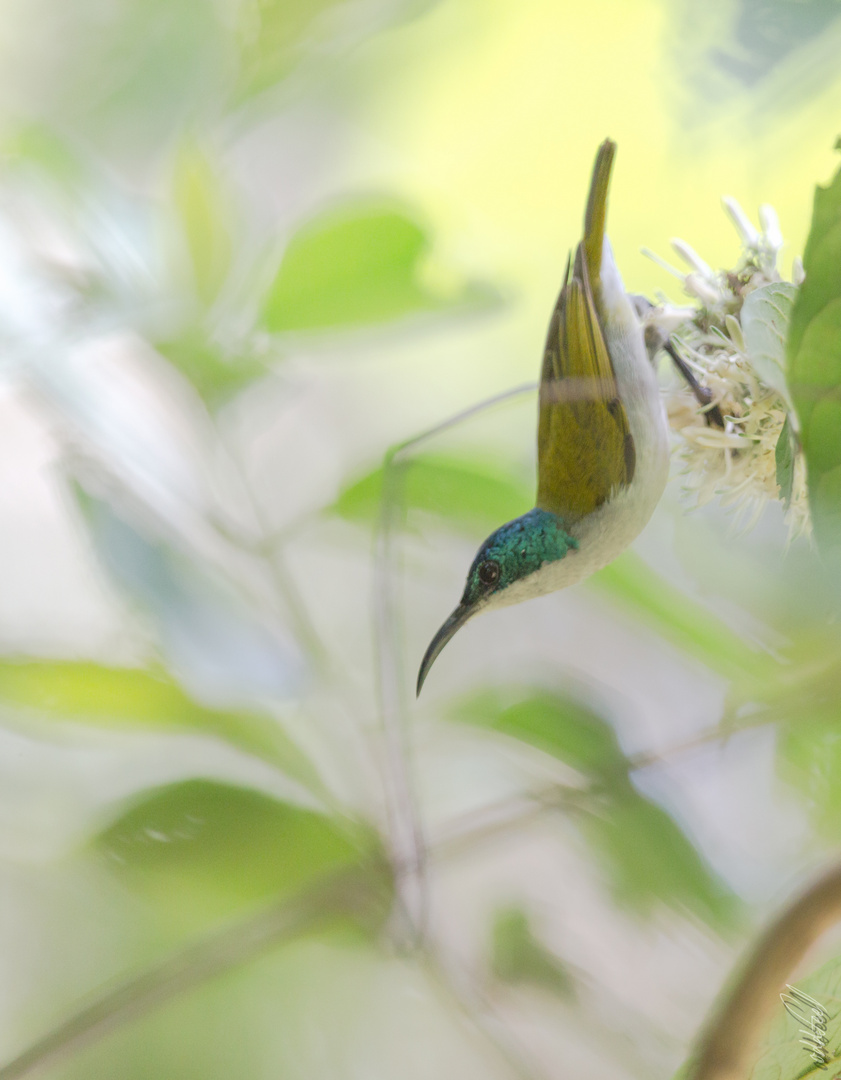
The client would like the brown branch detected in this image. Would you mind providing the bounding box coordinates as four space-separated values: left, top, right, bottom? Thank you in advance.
686 861 841 1080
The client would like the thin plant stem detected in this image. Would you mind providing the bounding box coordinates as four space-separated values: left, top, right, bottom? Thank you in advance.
374 449 427 942
421 947 552 1080
372 383 537 946
425 712 781 869
389 383 537 461
213 424 334 681
429 786 587 863
212 426 384 818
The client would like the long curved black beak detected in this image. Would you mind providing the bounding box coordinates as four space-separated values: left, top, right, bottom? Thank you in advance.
416 602 473 696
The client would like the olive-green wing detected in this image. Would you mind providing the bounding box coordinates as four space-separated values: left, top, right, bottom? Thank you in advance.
536 245 635 521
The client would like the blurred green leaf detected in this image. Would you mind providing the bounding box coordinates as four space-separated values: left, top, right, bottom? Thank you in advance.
581 786 739 926
4 124 86 184
262 202 495 333
788 144 841 559
707 0 841 87
741 281 797 406
449 687 626 779
235 0 346 100
777 698 841 840
0 659 323 796
61 967 273 1080
156 331 267 406
51 931 392 1080
333 453 531 536
450 686 739 927
727 629 841 818
73 489 305 709
94 779 377 929
54 0 225 160
591 552 768 683
173 144 233 305
490 907 575 998
234 0 445 101
775 415 796 508
749 952 841 1080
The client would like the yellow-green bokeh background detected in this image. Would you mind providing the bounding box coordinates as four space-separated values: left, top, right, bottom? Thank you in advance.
278 0 841 454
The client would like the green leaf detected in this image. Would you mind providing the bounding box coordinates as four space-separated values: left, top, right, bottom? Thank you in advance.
582 786 739 927
775 415 796 508
0 659 323 795
156 331 267 407
749 953 841 1080
787 145 841 559
93 779 377 929
233 0 443 102
741 281 797 406
777 697 841 841
50 932 392 1080
173 143 233 305
50 0 225 161
262 202 495 334
490 907 575 998
449 686 739 928
788 151 841 367
74 489 305 707
333 454 531 536
235 0 349 100
52 940 362 1080
3 123 86 184
449 687 626 779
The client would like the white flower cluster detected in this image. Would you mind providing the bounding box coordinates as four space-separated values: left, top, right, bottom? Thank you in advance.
640 200 810 539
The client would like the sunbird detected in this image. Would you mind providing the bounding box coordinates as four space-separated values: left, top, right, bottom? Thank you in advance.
417 139 670 695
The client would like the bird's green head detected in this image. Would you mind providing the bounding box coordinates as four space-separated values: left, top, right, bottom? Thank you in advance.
416 508 577 695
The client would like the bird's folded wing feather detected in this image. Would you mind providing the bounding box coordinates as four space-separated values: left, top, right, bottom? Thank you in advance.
536 246 635 522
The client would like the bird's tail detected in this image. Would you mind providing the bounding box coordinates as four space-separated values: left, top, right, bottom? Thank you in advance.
582 138 616 294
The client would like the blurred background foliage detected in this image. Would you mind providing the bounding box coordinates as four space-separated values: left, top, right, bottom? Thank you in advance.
1 0 841 1078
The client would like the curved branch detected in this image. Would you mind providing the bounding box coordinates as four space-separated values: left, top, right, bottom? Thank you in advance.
687 861 841 1080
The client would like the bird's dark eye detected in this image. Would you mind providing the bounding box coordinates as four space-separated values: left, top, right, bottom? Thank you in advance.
477 559 500 587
